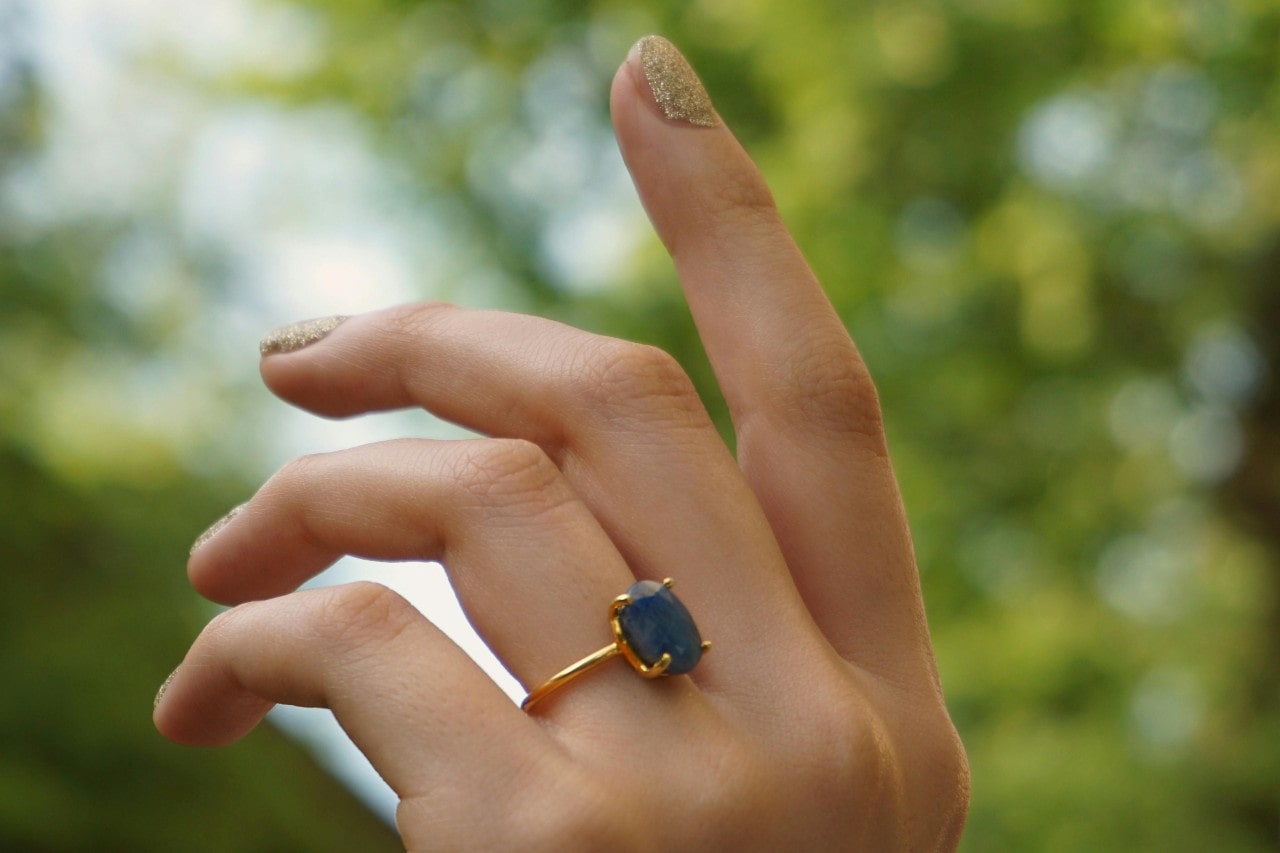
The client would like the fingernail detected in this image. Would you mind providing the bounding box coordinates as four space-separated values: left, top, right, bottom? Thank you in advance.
259 315 350 356
634 35 719 128
154 667 179 708
190 503 245 555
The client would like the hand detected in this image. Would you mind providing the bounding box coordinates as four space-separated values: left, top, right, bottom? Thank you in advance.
155 36 969 851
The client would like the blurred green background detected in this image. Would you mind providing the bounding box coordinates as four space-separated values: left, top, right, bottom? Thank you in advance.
2 0 1277 849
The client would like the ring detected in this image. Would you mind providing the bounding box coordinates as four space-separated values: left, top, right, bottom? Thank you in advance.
521 578 710 712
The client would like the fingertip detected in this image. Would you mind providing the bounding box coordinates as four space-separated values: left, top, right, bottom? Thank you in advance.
189 503 244 558
186 559 238 607
152 667 179 727
149 666 204 746
257 346 312 407
256 314 366 416
609 46 639 114
152 663 274 748
255 312 398 420
156 707 268 749
186 504 255 605
609 45 650 148
188 542 299 608
614 35 721 129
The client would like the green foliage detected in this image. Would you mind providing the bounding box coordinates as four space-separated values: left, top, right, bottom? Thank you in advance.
3 0 1278 849
0 14 397 848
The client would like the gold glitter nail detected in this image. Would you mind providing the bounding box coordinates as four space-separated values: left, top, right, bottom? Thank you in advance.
154 668 179 708
638 36 719 128
190 503 245 555
259 315 350 356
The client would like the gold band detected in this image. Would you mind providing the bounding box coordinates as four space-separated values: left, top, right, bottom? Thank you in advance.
519 642 624 712
520 579 710 713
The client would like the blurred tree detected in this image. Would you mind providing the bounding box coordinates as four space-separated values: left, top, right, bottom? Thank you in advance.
0 3 399 850
3 0 1278 849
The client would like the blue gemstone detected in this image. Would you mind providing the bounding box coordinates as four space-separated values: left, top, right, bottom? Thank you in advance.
617 580 703 675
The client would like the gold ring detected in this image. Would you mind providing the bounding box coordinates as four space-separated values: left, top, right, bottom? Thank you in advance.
521 578 710 712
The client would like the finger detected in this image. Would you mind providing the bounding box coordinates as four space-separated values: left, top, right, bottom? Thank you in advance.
189 437 679 708
257 308 820 698
153 582 551 803
610 36 926 672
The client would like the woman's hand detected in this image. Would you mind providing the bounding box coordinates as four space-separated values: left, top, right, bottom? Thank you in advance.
155 36 969 851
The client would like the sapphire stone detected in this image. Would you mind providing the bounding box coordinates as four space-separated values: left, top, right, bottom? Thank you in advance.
617 580 703 675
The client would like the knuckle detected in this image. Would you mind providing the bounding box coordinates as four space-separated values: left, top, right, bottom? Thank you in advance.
946 743 972 845
774 335 886 447
820 689 893 785
708 166 779 227
381 300 455 346
270 452 329 493
202 602 254 645
813 683 970 850
370 302 457 403
260 453 337 542
671 739 770 846
512 772 638 852
451 439 566 511
923 714 969 791
533 800 620 852
572 340 704 425
778 678 902 815
914 714 971 848
318 581 419 655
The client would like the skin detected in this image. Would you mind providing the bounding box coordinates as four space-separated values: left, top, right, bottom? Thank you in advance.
155 38 970 851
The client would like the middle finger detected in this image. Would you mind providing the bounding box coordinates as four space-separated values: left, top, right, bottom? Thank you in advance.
258 305 820 692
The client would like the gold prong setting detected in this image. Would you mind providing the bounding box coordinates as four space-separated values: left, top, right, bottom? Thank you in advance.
612 577 705 676
520 577 708 712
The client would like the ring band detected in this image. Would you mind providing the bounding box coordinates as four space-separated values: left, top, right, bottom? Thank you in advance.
521 578 710 712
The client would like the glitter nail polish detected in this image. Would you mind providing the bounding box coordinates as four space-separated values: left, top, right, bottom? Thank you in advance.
259 315 350 356
190 503 245 555
154 668 178 708
637 36 719 128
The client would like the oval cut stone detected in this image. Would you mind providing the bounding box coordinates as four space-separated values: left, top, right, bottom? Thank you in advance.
617 580 703 675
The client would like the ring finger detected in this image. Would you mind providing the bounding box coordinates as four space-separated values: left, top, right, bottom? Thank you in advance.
189 436 697 713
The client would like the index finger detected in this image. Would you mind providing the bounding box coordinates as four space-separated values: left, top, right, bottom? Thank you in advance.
611 37 929 680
